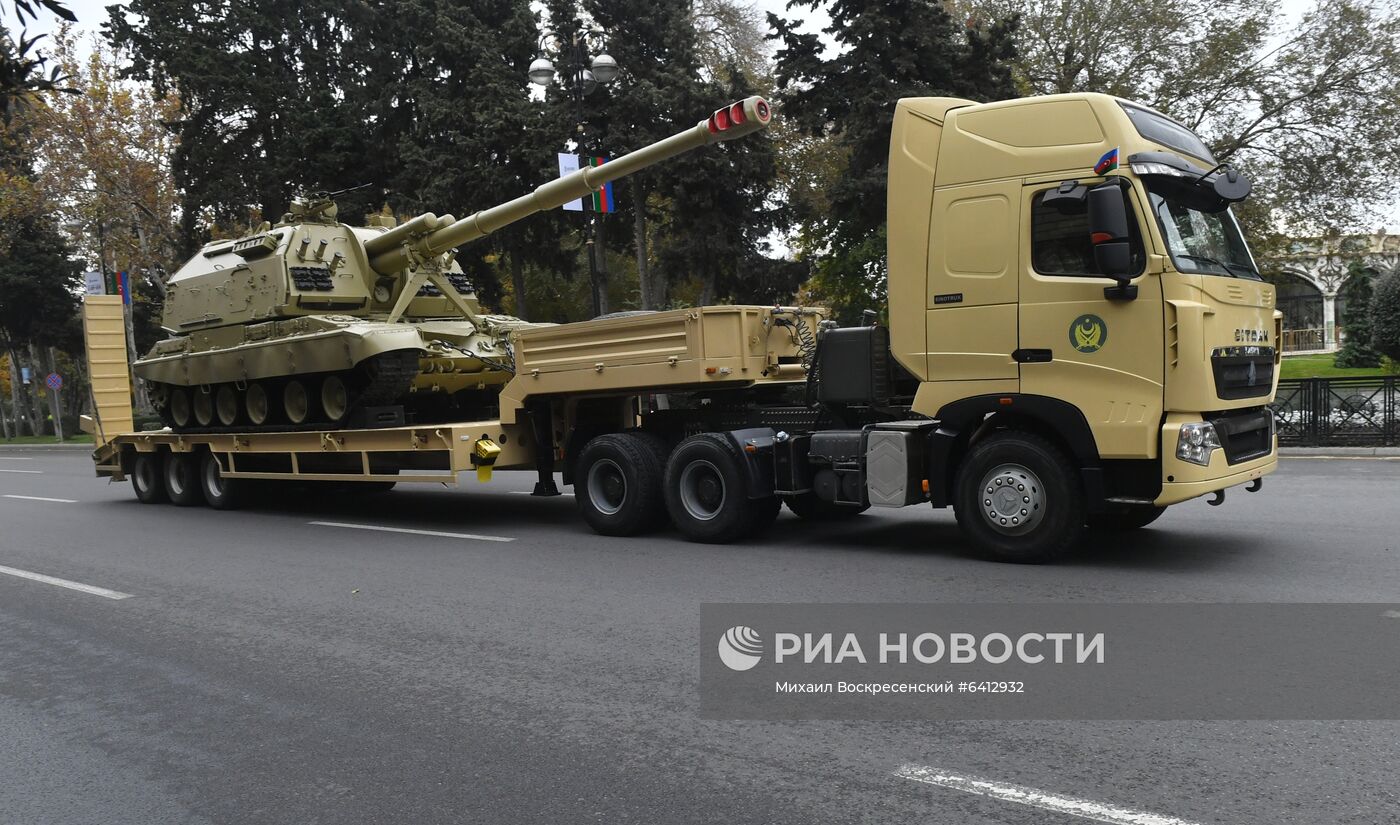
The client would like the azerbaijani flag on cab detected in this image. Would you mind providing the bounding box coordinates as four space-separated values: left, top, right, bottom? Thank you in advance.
1094 147 1120 175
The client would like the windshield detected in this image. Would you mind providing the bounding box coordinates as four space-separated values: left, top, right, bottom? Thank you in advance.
1147 187 1260 280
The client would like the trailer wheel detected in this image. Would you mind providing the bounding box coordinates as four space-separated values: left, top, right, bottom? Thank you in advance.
576 433 668 536
782 492 868 520
664 433 758 544
200 452 247 510
163 451 205 506
1088 504 1165 531
131 452 168 504
953 431 1084 563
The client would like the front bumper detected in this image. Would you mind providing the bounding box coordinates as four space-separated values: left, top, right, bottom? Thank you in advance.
1154 412 1278 506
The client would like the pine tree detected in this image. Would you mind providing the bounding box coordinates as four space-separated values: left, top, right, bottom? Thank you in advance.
1334 261 1381 369
770 0 1018 322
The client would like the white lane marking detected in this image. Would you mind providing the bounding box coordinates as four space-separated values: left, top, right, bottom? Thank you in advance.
895 765 1201 825
1382 610 1400 619
0 456 34 460
0 564 134 600
509 490 573 495
0 468 42 474
4 494 77 503
309 521 514 543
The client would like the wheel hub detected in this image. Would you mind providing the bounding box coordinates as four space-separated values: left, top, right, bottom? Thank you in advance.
977 463 1045 535
679 460 726 521
586 459 627 515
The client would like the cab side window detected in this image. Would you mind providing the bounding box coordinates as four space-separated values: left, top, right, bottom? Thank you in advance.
1031 186 1145 277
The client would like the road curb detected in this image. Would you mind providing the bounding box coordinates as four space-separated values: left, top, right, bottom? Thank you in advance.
1281 446 1400 457
0 443 95 452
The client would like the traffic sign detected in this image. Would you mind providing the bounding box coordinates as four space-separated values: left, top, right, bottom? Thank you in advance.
46 373 62 391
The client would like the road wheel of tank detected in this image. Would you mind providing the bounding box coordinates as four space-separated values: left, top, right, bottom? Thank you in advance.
320 375 350 423
952 431 1084 564
193 388 216 427
1087 504 1166 531
200 452 246 510
664 433 758 544
782 491 869 520
131 451 168 504
163 451 205 506
169 388 193 429
575 433 668 536
215 385 240 426
245 382 272 426
284 379 311 424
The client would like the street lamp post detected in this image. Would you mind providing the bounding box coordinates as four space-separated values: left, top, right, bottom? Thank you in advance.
529 19 619 318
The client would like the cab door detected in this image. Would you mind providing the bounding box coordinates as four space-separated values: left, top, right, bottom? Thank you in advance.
1017 179 1165 459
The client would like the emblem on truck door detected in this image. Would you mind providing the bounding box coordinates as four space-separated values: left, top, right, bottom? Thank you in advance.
1069 314 1108 353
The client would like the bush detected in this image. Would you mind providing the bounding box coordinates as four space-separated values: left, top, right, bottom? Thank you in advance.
1371 270 1400 364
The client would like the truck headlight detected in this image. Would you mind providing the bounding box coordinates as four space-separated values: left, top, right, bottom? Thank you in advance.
1176 422 1221 466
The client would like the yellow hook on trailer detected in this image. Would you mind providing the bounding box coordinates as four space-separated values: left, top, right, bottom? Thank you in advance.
472 438 502 482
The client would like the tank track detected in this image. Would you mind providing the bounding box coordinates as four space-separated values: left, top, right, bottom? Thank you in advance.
148 350 423 434
356 351 420 407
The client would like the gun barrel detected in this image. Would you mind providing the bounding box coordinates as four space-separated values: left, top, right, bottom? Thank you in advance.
368 96 772 274
362 212 445 259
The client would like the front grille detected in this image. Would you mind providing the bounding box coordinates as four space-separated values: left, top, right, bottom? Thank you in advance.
1212 346 1275 400
1208 408 1273 465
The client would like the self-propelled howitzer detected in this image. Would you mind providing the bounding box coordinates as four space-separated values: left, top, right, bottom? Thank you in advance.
135 97 773 432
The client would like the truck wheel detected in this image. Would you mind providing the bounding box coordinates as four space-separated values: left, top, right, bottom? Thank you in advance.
782 492 868 520
163 452 205 506
576 433 667 536
200 452 247 510
664 433 758 544
1088 504 1165 531
131 452 168 504
953 431 1084 563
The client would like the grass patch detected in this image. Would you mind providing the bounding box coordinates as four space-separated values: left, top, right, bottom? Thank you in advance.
1280 353 1392 380
0 433 94 445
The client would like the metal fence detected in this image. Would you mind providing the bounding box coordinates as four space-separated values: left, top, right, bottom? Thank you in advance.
1270 376 1399 446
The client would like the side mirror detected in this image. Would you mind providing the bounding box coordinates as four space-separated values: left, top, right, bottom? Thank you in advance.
1087 183 1137 300
1212 167 1252 202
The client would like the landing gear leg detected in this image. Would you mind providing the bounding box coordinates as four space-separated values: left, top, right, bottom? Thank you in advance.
529 403 561 497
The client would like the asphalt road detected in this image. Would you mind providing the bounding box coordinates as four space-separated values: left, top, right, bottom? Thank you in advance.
0 448 1397 824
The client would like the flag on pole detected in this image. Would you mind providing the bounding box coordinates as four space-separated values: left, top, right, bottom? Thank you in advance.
117 270 131 305
558 153 615 213
586 156 614 213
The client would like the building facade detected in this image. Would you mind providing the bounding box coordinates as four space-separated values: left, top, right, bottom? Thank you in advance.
1262 230 1400 353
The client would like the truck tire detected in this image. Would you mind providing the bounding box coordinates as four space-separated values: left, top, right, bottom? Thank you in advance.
163 451 205 506
131 451 168 504
782 492 868 520
953 431 1084 563
664 433 759 543
200 452 247 510
576 432 668 536
1088 504 1165 531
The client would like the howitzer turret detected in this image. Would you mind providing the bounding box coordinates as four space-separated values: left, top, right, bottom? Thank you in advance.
133 97 774 432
